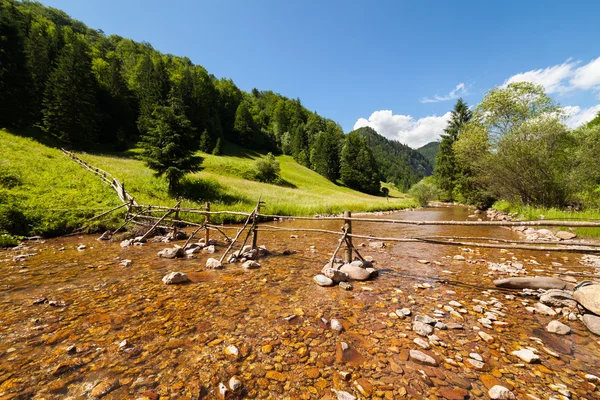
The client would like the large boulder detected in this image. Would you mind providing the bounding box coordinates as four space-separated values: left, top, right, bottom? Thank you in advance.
540 289 577 309
322 267 349 283
582 313 600 336
158 247 184 259
493 277 572 290
574 281 600 315
339 264 371 281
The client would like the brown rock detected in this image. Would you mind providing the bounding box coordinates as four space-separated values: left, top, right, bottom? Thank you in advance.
354 378 373 397
91 379 119 398
438 387 469 400
265 371 287 382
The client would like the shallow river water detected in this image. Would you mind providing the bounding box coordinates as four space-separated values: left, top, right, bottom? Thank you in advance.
1 206 599 399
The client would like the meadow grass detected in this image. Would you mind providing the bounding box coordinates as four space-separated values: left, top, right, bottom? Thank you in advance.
1 129 415 236
0 129 122 236
494 200 600 238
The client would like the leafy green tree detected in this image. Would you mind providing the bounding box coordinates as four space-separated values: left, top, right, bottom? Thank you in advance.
233 100 256 145
454 82 571 208
340 131 380 195
216 78 242 138
140 91 202 192
408 178 441 206
42 28 99 148
434 98 472 200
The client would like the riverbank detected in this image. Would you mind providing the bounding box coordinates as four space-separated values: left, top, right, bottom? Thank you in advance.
493 200 600 239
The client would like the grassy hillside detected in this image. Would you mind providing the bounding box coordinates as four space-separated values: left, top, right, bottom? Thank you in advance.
417 141 440 169
1 129 416 237
0 129 121 237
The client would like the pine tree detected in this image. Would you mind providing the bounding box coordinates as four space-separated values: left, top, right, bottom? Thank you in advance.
233 101 255 145
434 98 472 200
310 127 342 181
340 131 381 195
42 28 98 148
140 90 202 192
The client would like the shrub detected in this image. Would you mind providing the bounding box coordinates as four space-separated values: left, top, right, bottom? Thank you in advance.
253 153 281 183
408 179 441 207
0 204 29 236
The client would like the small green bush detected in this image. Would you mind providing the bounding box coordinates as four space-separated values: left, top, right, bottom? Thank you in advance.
0 204 30 236
0 234 20 248
408 179 441 207
252 153 281 183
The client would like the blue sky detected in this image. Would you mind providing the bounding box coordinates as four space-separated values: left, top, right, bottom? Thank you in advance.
40 0 600 147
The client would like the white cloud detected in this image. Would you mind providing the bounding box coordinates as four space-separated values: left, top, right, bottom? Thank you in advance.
504 57 600 94
353 110 451 148
563 104 600 128
504 59 577 93
570 57 600 91
421 82 468 103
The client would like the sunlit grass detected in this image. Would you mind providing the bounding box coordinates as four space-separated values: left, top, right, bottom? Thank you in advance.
494 200 600 238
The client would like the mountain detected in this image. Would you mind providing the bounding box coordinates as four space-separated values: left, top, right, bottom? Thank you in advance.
351 127 432 191
417 141 440 168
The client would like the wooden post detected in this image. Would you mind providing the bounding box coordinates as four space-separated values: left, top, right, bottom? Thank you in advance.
205 202 210 243
251 201 261 250
173 203 180 238
344 211 353 263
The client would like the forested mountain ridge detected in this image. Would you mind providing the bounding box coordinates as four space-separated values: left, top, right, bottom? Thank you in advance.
417 141 440 169
350 127 432 191
0 0 429 194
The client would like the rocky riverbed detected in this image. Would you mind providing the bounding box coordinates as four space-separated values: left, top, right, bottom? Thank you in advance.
1 206 600 399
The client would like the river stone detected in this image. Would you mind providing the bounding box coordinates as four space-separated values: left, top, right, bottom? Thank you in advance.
493 276 571 290
339 282 353 290
453 255 466 261
365 267 379 278
534 302 557 316
158 247 184 259
229 376 242 392
488 385 516 400
413 337 430 349
339 264 371 281
90 379 119 398
97 231 111 241
555 231 577 240
331 389 357 400
120 239 132 247
314 274 334 287
511 348 540 363
546 320 571 335
206 258 223 269
331 319 343 332
322 262 344 272
582 313 600 336
322 267 349 283
409 349 438 366
162 271 190 285
415 315 437 325
242 260 260 270
540 289 577 309
369 241 386 249
413 321 434 337
574 282 600 315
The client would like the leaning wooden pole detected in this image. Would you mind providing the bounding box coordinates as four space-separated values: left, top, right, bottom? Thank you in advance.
139 201 181 242
251 197 262 250
82 202 128 224
219 207 257 263
330 227 349 267
204 202 211 243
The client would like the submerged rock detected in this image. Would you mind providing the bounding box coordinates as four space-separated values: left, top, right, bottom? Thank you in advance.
413 321 434 337
488 385 516 399
242 260 260 270
574 281 600 315
322 267 349 283
511 348 540 363
339 282 353 290
162 272 190 285
409 349 438 366
331 319 343 332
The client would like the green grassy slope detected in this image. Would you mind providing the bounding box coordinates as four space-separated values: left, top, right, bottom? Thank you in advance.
1 130 415 236
81 141 415 219
0 129 121 236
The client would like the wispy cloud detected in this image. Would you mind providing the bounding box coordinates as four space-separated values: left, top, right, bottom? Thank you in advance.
354 110 451 148
504 57 600 94
420 83 469 104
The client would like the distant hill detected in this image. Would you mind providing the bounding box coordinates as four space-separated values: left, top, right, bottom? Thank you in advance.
417 141 440 168
351 127 432 191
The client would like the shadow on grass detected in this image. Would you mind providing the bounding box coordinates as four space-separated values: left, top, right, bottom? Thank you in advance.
221 141 265 159
177 177 253 205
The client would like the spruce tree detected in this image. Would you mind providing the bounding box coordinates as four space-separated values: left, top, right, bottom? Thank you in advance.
434 98 472 200
340 131 380 195
42 28 98 148
310 128 342 181
140 90 202 192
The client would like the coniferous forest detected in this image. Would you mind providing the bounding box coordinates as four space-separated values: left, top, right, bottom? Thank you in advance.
0 0 431 195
